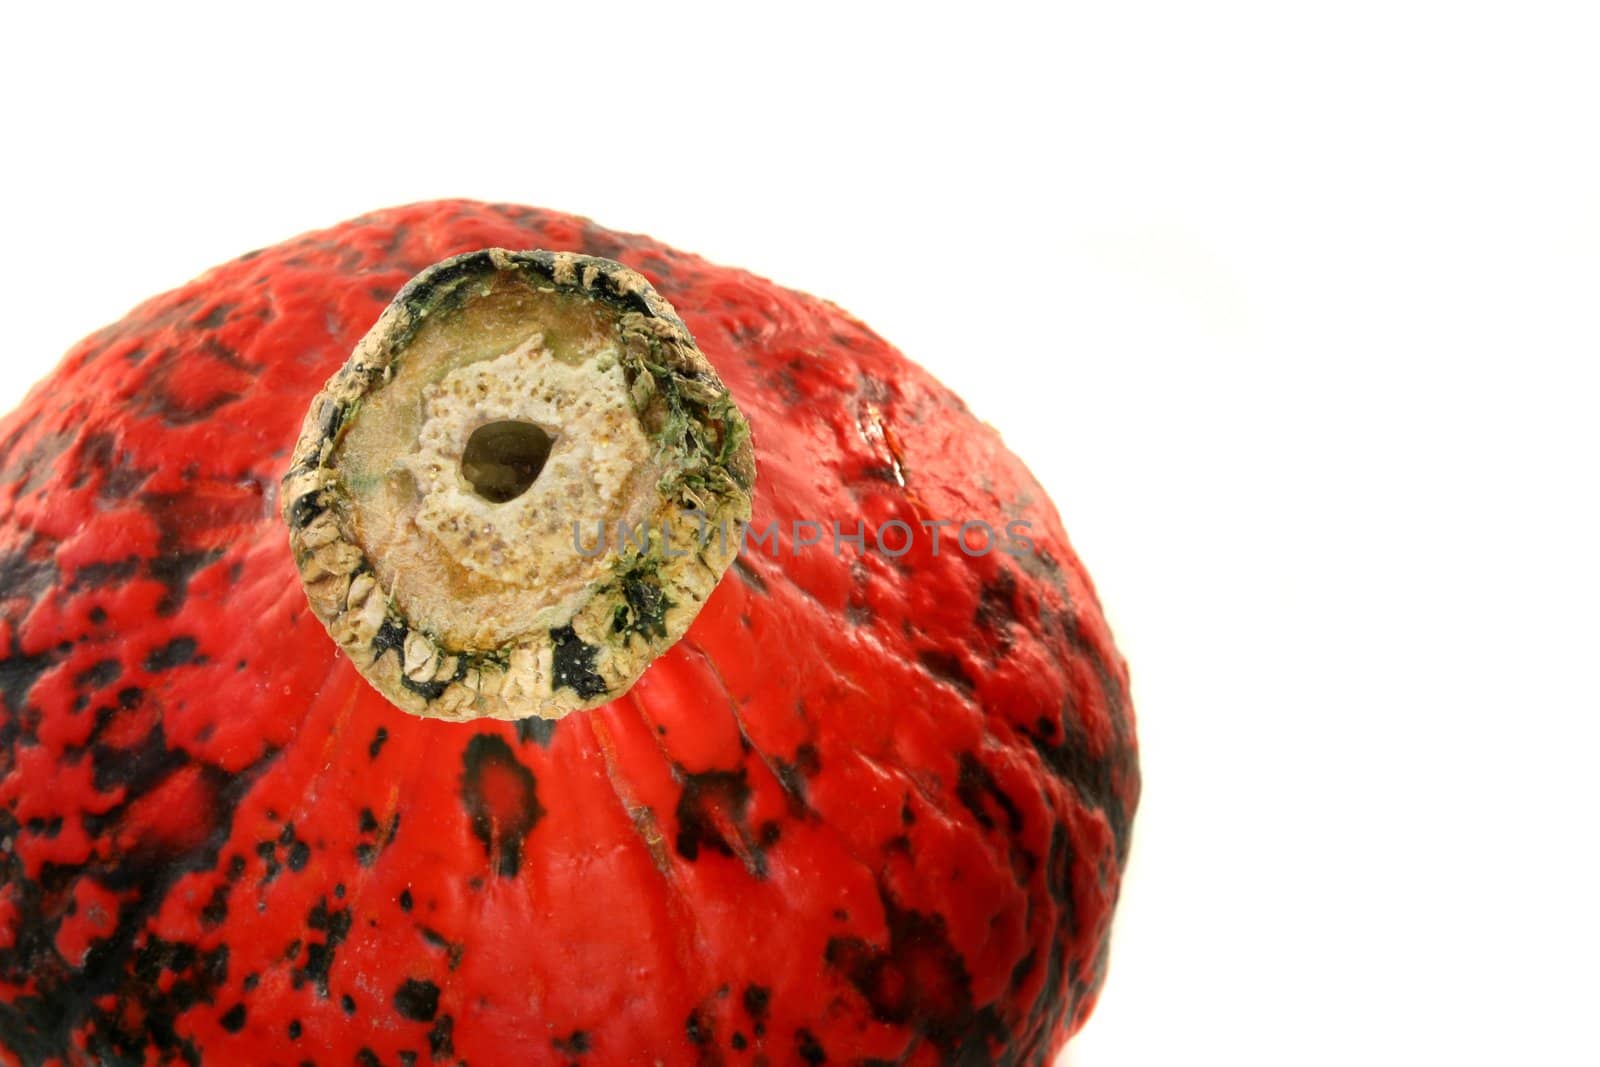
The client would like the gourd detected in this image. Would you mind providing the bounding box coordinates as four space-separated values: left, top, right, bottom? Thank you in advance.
0 201 1138 1066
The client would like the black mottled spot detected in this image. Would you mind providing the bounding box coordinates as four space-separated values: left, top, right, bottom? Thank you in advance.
341 994 356 1016
287 1019 302 1040
917 649 974 693
0 635 53 719
394 977 441 1022
219 1003 246 1033
796 1028 827 1064
1009 948 1039 994
89 720 184 796
286 840 311 872
70 556 139 592
774 742 821 813
0 549 56 599
1025 706 1135 863
1046 823 1078 934
973 569 1019 651
399 889 413 911
743 984 770 1036
955 752 1023 833
460 734 543 877
398 1053 418 1067
675 769 767 877
148 548 223 617
515 716 556 748
369 726 389 759
193 304 233 330
419 928 465 971
293 898 351 997
825 890 1010 1063
428 1015 454 1058
75 659 122 691
685 1007 711 1046
731 1032 748 1051
554 1030 591 1054
0 425 71 491
774 742 819 819
200 886 229 927
793 742 821 776
73 932 233 1066
143 636 199 673
356 1049 379 1067
550 625 605 699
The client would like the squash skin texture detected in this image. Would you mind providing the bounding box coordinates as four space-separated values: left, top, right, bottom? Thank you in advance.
0 202 1139 1065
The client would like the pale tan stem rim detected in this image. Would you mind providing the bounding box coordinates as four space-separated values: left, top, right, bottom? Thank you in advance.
281 249 755 722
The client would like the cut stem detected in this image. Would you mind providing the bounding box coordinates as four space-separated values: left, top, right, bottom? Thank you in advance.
282 249 755 721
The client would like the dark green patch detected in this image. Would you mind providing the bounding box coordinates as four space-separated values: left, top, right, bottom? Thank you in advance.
613 572 672 642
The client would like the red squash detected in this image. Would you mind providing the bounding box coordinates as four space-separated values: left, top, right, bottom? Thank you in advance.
0 201 1139 1066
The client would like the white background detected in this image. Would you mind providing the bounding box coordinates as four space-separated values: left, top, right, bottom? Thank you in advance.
3 4 1597 1064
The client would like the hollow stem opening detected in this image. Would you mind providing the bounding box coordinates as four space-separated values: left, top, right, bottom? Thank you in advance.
461 420 554 503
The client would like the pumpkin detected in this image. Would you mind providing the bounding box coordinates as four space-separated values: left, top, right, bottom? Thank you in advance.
0 201 1139 1066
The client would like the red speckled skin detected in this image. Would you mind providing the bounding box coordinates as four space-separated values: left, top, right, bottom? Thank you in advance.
0 202 1138 1066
